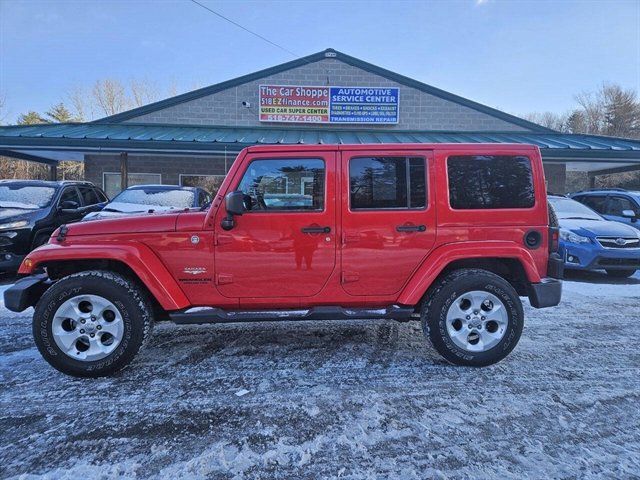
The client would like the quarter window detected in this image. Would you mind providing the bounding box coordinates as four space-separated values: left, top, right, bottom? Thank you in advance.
350 157 426 210
237 159 325 211
447 155 535 209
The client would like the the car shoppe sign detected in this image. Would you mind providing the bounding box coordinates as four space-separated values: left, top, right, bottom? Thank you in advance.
259 85 399 124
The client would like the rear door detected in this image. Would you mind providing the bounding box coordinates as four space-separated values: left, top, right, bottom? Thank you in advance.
340 149 436 296
214 151 337 298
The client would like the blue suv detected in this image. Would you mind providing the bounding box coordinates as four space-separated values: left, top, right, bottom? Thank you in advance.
570 189 640 230
548 195 640 278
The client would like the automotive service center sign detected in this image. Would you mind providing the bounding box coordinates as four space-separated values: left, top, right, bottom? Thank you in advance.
259 85 399 124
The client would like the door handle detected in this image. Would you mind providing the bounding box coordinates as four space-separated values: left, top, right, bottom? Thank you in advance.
302 226 331 234
396 224 426 232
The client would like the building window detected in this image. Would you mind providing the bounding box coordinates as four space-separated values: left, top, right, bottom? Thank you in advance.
237 158 325 211
103 172 161 199
179 174 226 195
447 155 535 209
350 156 426 210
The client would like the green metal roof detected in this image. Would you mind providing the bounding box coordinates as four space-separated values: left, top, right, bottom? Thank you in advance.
96 48 553 133
1 123 640 161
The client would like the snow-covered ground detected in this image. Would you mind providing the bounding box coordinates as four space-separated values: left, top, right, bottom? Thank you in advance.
1 271 639 479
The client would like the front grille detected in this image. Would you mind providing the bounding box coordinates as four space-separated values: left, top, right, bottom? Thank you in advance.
598 258 640 267
597 237 640 249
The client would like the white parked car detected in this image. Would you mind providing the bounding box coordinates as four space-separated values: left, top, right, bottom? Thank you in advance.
83 185 211 221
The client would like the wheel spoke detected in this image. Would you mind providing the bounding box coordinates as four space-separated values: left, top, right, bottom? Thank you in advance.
469 291 488 312
52 329 81 352
100 319 124 337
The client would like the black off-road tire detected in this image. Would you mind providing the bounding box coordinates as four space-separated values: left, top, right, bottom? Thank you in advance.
421 268 524 367
33 270 153 377
605 269 636 278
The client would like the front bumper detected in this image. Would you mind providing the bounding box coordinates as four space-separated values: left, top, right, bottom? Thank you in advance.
0 253 25 272
527 278 562 308
560 241 640 271
3 274 51 312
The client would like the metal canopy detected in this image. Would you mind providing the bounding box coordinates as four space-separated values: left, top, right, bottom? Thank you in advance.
1 122 640 174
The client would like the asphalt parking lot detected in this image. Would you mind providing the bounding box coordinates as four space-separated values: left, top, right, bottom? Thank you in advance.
1 271 639 479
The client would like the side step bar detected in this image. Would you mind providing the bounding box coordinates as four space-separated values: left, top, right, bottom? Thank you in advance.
169 305 415 325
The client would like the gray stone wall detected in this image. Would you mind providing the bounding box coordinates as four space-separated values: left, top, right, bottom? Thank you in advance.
543 164 567 194
126 58 530 132
84 154 229 192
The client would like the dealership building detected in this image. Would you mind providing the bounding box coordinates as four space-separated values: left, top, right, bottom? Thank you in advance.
1 48 639 196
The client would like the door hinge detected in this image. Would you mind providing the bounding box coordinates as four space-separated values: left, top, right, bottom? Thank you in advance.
216 274 233 285
341 271 360 283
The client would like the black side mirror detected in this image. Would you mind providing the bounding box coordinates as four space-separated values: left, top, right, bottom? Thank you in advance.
221 191 244 231
59 200 80 212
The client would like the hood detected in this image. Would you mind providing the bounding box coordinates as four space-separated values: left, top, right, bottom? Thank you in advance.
560 218 640 238
0 207 41 223
64 211 180 236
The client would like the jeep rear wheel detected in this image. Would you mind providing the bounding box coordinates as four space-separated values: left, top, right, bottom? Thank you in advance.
33 270 153 377
421 268 524 367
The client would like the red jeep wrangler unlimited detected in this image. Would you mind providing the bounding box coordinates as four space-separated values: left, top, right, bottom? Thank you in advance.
5 144 562 377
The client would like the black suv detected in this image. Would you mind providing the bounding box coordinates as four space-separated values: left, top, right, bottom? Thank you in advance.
0 180 108 272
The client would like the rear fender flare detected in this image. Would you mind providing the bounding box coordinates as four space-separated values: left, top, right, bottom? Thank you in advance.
18 242 190 311
398 242 542 305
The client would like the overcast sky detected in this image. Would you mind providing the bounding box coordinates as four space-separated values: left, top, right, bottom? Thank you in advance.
0 0 639 124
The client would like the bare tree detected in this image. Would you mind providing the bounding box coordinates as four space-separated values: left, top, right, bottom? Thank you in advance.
130 78 160 107
523 111 569 132
92 79 131 116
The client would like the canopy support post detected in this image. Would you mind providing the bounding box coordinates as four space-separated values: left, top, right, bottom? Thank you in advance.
120 152 129 191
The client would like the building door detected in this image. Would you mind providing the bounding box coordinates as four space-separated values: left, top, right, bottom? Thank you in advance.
214 152 337 298
340 149 436 296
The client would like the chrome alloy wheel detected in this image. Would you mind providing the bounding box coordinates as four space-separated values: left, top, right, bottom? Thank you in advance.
51 295 124 361
445 290 508 352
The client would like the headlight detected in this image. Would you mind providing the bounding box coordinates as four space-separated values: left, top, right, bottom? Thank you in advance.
0 220 29 230
559 228 591 244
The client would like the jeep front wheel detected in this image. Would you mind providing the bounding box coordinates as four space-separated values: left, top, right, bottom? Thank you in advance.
33 270 153 377
421 269 524 367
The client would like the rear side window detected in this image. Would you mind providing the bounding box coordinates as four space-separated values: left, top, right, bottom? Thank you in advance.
350 157 426 210
576 195 607 214
237 158 325 211
447 155 534 209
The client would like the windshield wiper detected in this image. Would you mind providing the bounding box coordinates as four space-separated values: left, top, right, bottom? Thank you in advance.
562 216 598 220
101 207 123 213
0 204 36 209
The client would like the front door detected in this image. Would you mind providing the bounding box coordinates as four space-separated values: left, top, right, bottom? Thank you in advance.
214 152 337 298
340 149 436 296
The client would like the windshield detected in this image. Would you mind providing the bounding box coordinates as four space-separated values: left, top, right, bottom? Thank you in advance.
110 188 195 208
549 197 602 220
0 184 57 209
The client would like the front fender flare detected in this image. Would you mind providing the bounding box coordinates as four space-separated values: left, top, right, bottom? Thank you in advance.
397 241 542 306
18 242 190 311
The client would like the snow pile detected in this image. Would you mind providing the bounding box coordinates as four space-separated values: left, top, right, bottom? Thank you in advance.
0 272 638 479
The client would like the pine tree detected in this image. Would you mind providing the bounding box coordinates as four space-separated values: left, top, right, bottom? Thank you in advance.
45 103 76 123
16 111 47 125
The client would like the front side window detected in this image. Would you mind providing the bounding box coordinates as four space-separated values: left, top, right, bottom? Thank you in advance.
447 155 535 209
237 159 325 211
606 196 637 216
59 187 81 206
350 157 426 210
79 186 100 206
